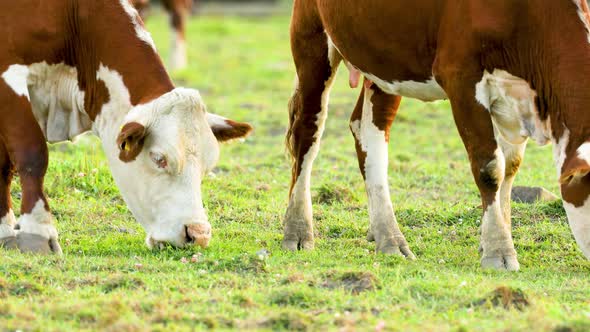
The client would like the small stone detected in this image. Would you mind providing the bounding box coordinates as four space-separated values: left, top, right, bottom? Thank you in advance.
191 254 201 263
511 186 559 203
256 249 270 260
375 321 386 332
255 184 271 191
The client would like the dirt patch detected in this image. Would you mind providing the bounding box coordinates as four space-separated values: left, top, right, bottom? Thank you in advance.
314 184 353 205
255 312 313 331
10 282 43 296
321 271 379 295
469 286 530 311
214 253 268 274
102 275 145 293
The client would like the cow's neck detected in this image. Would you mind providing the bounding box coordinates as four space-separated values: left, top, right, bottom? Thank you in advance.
64 1 174 138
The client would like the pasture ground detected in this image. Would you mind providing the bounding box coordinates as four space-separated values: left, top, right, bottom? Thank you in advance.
1 10 589 332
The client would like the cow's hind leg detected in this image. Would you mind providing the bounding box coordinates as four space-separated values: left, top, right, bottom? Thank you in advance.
0 140 17 249
283 16 341 250
349 85 415 257
0 77 62 254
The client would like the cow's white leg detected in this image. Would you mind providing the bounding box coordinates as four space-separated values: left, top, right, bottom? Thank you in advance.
170 30 187 70
283 30 340 251
168 4 189 70
349 86 414 257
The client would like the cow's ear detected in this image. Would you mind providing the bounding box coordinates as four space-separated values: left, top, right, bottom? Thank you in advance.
560 157 590 185
117 122 147 162
207 113 253 142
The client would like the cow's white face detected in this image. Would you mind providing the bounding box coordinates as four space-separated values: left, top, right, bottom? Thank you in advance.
108 88 251 248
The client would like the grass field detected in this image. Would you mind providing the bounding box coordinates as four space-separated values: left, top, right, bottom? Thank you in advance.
1 10 590 332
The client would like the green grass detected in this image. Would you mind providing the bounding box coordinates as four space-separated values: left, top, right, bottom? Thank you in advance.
2 11 590 331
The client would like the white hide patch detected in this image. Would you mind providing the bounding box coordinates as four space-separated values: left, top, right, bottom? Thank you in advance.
573 0 590 43
475 69 551 146
362 73 447 102
206 113 232 130
577 142 590 165
2 64 30 100
17 200 58 240
27 62 91 142
563 198 590 259
119 0 157 50
553 128 571 178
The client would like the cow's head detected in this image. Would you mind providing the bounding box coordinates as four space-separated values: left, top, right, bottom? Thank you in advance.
110 88 251 249
556 133 590 259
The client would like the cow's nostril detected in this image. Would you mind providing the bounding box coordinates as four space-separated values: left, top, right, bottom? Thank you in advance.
184 226 195 243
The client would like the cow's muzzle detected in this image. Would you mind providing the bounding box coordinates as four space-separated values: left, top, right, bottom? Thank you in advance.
185 223 212 248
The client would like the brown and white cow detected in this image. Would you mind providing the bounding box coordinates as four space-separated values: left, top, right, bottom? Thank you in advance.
131 0 196 70
0 0 251 254
284 0 590 270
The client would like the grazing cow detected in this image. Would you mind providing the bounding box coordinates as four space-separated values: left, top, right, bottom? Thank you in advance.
130 0 196 70
284 0 590 270
0 0 251 254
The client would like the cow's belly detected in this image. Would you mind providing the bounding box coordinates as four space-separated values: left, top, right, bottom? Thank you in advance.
475 69 551 146
361 71 448 102
325 34 446 102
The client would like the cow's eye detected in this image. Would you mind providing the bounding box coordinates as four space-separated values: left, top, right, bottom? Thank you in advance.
149 152 168 169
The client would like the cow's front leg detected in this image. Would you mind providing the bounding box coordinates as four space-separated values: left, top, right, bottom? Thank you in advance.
0 140 17 249
0 82 62 254
349 84 414 257
437 68 519 271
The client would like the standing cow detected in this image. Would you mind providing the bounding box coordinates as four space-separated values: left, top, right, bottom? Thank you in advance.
0 0 251 253
131 0 196 70
284 0 590 270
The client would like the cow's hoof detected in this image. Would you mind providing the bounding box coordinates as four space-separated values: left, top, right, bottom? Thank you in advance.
481 254 520 271
16 233 63 255
376 237 416 259
0 236 18 250
282 236 314 251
